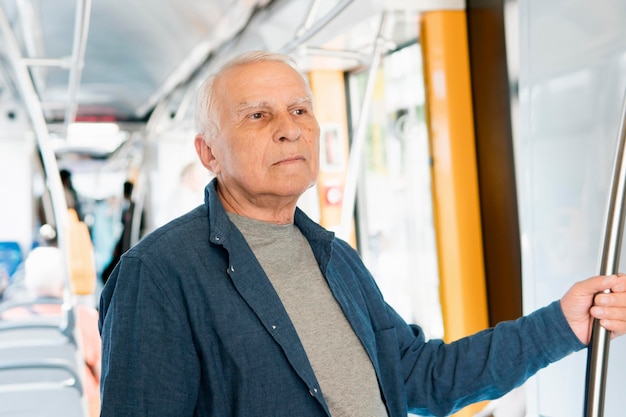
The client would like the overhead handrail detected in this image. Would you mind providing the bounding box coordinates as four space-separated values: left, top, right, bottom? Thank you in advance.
63 0 93 133
278 0 354 54
584 89 626 417
9 0 92 132
297 0 323 36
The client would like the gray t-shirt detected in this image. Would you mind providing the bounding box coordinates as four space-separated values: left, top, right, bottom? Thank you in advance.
228 213 388 416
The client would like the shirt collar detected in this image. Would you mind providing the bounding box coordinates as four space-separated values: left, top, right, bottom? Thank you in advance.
203 177 335 249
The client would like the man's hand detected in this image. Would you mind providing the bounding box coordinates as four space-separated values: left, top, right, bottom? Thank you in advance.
560 273 626 345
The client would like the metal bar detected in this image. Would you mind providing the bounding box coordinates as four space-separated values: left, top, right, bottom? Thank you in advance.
41 101 73 110
278 0 355 54
584 89 626 417
15 0 48 90
174 86 196 122
0 5 75 335
21 57 71 67
297 0 323 35
63 0 92 131
337 12 388 241
0 8 68 246
303 46 365 61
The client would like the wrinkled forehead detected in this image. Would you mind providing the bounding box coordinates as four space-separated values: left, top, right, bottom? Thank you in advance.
215 61 313 109
218 61 311 94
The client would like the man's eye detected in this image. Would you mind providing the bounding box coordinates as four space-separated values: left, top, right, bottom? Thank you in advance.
294 109 306 116
251 113 263 119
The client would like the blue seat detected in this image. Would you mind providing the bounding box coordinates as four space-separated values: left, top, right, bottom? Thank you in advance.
0 241 22 282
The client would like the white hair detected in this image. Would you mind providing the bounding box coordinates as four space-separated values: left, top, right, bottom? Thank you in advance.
24 247 65 298
194 50 310 141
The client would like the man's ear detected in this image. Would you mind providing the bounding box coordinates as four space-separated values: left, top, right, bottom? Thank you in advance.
194 134 220 174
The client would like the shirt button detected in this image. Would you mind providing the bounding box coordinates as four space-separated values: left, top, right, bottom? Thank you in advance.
230 265 235 272
309 388 318 396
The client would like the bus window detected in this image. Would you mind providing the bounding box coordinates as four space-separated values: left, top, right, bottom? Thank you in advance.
348 43 443 339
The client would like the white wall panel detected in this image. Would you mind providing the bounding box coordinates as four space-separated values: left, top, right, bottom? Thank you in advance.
518 1 626 416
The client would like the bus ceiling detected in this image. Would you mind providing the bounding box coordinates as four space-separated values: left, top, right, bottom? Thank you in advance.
0 0 456 132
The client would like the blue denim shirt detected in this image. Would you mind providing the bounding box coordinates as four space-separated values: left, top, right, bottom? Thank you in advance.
99 179 584 417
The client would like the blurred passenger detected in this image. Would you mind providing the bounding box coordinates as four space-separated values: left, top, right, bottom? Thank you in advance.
101 180 141 284
162 161 209 222
0 246 102 417
118 180 135 253
60 169 84 221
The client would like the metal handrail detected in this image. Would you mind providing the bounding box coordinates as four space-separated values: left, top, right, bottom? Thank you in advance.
63 0 93 133
0 4 81 344
278 0 355 54
0 8 69 253
584 89 626 417
337 12 388 241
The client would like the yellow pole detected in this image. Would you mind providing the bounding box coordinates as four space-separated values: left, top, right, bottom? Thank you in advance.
421 10 489 416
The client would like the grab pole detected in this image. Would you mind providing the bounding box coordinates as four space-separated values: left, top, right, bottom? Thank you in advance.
584 89 626 417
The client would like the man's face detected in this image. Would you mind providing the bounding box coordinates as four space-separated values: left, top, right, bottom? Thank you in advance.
203 60 320 208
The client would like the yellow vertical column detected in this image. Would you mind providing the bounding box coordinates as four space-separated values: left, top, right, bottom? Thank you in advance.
308 70 353 244
421 10 489 416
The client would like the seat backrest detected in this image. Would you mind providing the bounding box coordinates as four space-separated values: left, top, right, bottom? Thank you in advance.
0 298 78 346
0 316 72 346
0 359 86 417
0 297 64 315
66 209 96 296
0 343 83 385
0 313 83 387
0 388 85 417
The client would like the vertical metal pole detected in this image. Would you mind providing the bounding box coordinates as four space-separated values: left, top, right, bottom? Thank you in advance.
0 7 69 246
584 89 626 417
0 6 76 336
337 13 388 241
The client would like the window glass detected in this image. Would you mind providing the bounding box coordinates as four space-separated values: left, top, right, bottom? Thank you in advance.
348 44 443 339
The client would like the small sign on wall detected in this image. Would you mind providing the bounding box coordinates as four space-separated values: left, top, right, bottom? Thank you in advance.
319 123 346 172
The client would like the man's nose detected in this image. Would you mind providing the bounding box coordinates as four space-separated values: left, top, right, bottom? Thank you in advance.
274 112 301 142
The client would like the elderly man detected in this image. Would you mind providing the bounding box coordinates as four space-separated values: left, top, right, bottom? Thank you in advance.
99 50 626 417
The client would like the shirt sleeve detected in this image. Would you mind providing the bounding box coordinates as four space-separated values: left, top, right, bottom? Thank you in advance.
99 253 199 417
397 300 585 416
